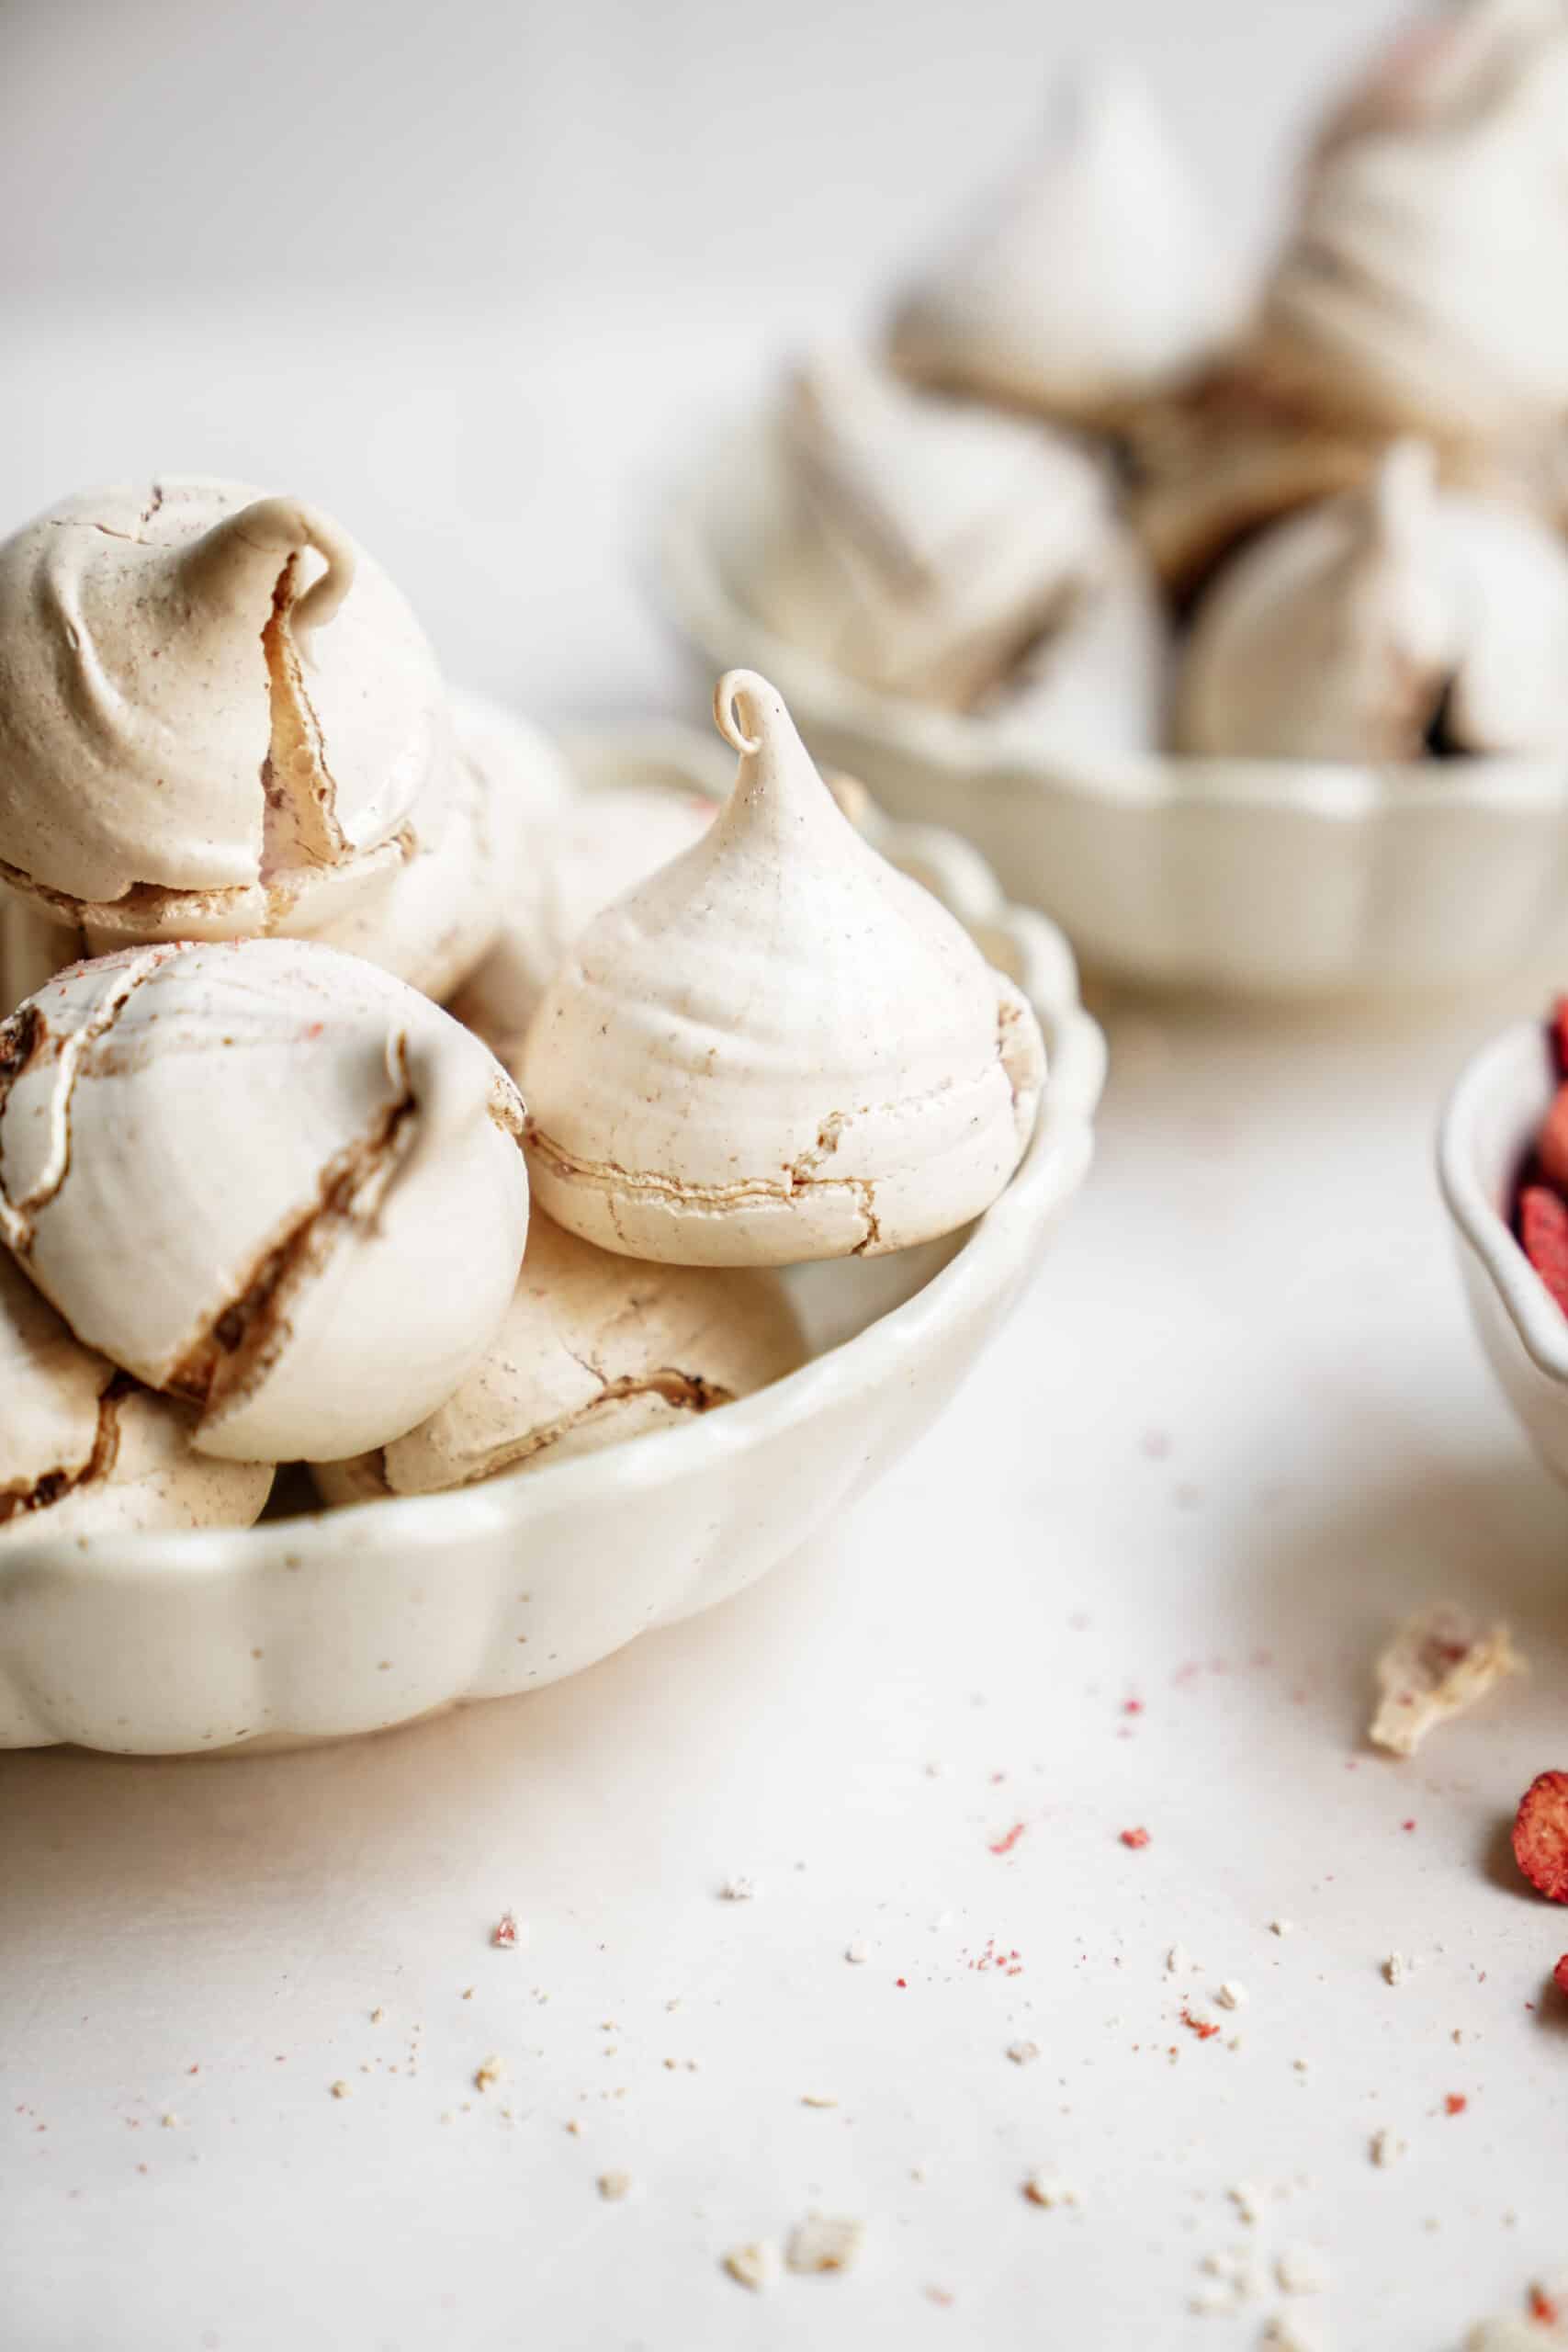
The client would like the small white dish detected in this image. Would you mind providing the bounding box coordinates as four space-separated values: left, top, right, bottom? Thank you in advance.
654 412 1568 998
1438 1013 1568 1486
0 728 1104 1755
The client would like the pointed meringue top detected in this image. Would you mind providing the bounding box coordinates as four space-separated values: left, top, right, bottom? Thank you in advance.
1175 442 1568 760
0 477 452 912
886 62 1243 417
518 672 1044 1265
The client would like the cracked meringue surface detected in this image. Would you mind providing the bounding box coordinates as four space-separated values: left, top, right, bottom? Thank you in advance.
1175 440 1568 763
0 939 529 1462
0 476 457 935
0 1252 271 1545
518 671 1044 1267
313 1211 808 1504
886 66 1241 424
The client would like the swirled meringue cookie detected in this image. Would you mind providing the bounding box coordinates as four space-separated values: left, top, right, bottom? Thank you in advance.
0 1252 271 1545
1308 0 1565 168
520 672 1044 1266
1255 2 1568 445
886 65 1241 424
750 354 1166 746
313 1213 807 1503
1174 441 1568 761
0 477 457 939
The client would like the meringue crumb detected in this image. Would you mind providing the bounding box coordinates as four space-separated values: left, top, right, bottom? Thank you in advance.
1292 2058 1310 2074
461 1986 474 2001
1006 2039 1042 2066
723 2243 777 2292
597 2171 634 2201
329 2081 350 2100
801 2094 839 2109
1227 2183 1262 2226
1023 2172 1078 2209
1383 1953 1409 1986
159 2114 177 2130
1216 1982 1247 2010
1261 2320 1321 2352
369 2007 386 2025
1166 1944 1190 1976
720 1875 756 1902
1269 1920 1292 1938
1371 2128 1405 2168
565 2120 581 2136
786 2213 864 2274
474 2056 503 2092
1276 2247 1327 2295
1369 1605 1522 1758
845 1940 869 1964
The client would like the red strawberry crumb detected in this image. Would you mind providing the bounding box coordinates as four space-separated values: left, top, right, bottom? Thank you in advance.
1514 1771 1568 1902
896 1977 908 1989
1121 1827 1151 1849
491 1911 520 1950
1179 2008 1219 2042
989 1823 1027 1856
1123 1699 1145 1716
1521 1188 1568 1317
1402 1819 1416 1833
1445 2094 1467 2116
1530 2285 1561 2324
1554 1957 1568 1997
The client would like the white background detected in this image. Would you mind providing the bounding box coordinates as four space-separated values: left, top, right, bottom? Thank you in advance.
6 5 1567 2349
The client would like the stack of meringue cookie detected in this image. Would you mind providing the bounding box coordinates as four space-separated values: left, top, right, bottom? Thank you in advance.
748 0 1568 766
0 479 1045 1546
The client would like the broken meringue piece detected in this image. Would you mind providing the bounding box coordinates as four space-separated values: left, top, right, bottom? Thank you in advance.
312 1212 807 1503
0 1253 270 1544
1369 1603 1524 1758
0 940 528 1462
1174 442 1568 760
519 671 1044 1266
450 783 715 1060
0 477 454 933
886 65 1241 422
750 353 1156 730
1256 4 1568 444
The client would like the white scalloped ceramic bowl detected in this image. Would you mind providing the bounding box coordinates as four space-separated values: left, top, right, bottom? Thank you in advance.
655 413 1568 998
0 730 1104 1755
1438 1016 1568 1487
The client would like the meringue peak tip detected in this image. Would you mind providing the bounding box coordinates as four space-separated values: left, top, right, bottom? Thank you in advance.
713 668 787 759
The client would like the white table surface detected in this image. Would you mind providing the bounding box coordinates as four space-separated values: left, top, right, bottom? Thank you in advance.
3 310 1568 2352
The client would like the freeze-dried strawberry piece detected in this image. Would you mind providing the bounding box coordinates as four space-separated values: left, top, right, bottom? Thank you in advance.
1512 1770 1568 1902
1520 1189 1568 1317
1553 1955 1568 1997
1552 997 1568 1080
1540 1083 1568 1193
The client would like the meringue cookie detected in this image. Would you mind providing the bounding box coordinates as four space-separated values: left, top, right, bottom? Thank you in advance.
1174 441 1568 760
1258 5 1568 443
1309 0 1566 167
886 65 1241 422
519 672 1044 1266
0 1252 271 1544
751 353 1157 738
979 536 1169 757
450 782 714 1062
0 940 529 1461
313 1213 807 1503
0 477 455 933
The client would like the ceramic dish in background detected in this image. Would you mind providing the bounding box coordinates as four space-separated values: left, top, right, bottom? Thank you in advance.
1438 1018 1568 1487
0 729 1105 1757
654 413 1568 999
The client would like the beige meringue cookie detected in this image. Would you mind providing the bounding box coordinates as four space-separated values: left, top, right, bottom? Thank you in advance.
0 939 529 1462
519 672 1044 1266
751 353 1158 737
452 782 714 1061
1308 0 1565 168
313 1213 808 1503
886 65 1242 423
0 476 456 934
1255 4 1568 445
299 700 570 1003
1174 441 1568 760
0 1252 270 1545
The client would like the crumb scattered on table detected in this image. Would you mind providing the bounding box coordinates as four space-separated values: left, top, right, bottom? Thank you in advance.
1006 2039 1041 2066
1023 2171 1078 2209
329 2081 350 2100
786 2213 864 2274
597 2170 634 2201
1370 1604 1522 1758
474 2056 503 2092
723 2243 777 2291
721 1875 757 1902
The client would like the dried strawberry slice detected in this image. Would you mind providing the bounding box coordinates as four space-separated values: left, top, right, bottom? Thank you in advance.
1540 1083 1568 1193
1520 1189 1568 1317
1513 1770 1568 1902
